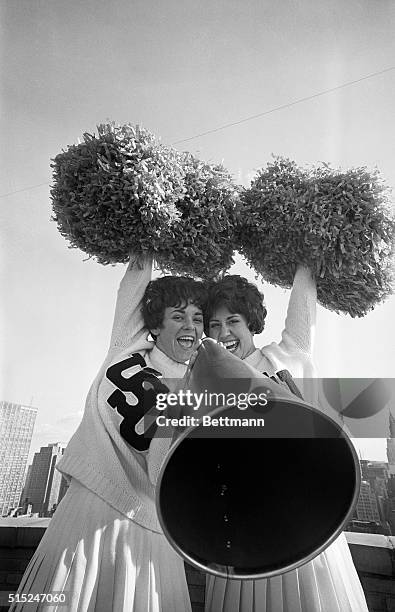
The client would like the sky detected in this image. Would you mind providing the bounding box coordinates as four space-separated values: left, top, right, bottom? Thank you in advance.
1 0 394 464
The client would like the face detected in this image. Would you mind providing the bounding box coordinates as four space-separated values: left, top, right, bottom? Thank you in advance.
207 305 256 360
152 302 204 364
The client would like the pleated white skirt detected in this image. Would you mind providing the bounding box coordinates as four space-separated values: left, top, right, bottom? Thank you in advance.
11 479 191 612
205 533 368 612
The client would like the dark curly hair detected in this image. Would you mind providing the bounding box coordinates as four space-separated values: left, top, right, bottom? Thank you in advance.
204 275 267 335
142 276 208 334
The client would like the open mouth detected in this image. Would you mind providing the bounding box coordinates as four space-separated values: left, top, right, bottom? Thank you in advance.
177 335 195 349
222 339 240 353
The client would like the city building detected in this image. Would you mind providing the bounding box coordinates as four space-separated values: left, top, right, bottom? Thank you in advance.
361 460 391 526
355 480 381 522
0 401 38 516
387 412 395 476
21 443 68 516
19 464 33 514
346 519 389 535
386 412 395 533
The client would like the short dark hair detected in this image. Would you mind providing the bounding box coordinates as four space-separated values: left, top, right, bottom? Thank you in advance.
204 275 267 335
142 276 208 332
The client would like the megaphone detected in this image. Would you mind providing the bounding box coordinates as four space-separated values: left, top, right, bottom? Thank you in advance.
156 339 360 579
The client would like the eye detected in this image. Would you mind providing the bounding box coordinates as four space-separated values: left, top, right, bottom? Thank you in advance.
229 318 240 324
209 321 219 328
194 316 203 323
173 315 183 321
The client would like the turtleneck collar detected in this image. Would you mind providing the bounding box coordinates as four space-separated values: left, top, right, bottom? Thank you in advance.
149 344 188 378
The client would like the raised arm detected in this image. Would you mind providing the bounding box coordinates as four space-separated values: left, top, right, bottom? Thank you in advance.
279 264 317 355
109 255 154 353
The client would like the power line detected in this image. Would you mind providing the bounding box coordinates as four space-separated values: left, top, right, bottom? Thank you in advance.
0 182 50 198
171 65 395 145
1 65 394 199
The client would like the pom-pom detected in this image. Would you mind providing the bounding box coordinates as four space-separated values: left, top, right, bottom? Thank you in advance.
154 152 241 279
51 122 185 264
236 157 395 317
51 123 240 279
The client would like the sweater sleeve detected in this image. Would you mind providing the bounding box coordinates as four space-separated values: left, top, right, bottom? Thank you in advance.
279 264 317 356
109 256 153 352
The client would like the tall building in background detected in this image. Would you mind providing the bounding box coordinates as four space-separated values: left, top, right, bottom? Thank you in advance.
355 480 381 522
19 464 33 514
21 443 68 516
387 412 395 476
0 401 38 516
387 412 395 533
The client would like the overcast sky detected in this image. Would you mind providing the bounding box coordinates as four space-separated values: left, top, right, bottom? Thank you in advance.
1 0 394 463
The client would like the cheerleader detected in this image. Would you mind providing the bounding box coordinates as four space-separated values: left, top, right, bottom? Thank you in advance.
11 257 207 612
203 267 368 612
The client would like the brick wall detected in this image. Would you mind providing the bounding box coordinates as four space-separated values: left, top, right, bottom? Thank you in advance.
346 532 395 612
185 564 205 612
0 519 49 612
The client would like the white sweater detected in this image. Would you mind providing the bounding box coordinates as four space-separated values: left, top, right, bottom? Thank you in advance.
245 266 318 405
57 258 185 533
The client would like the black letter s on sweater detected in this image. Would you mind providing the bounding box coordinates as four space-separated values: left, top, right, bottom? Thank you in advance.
106 354 168 451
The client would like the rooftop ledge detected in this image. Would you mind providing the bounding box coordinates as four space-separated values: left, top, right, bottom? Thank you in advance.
0 519 394 576
0 522 394 612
